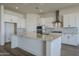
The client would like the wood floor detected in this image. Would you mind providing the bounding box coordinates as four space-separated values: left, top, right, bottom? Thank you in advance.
61 44 79 56
0 46 12 56
0 43 34 56
1 43 79 56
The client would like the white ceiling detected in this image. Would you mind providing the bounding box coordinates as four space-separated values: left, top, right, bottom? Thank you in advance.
1 3 79 14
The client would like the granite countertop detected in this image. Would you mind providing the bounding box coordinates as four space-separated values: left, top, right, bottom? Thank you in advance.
16 32 61 41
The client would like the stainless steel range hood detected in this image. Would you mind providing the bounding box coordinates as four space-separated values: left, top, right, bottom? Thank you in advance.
53 10 62 28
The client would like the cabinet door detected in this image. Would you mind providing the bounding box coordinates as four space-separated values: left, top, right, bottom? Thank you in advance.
20 18 25 28
75 14 79 27
40 17 54 28
63 14 76 27
69 14 76 27
62 34 69 44
62 34 77 46
37 18 42 26
26 14 37 32
68 34 77 46
76 34 79 45
63 15 70 27
40 18 45 26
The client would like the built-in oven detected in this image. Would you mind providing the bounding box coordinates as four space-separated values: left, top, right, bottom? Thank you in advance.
37 26 42 34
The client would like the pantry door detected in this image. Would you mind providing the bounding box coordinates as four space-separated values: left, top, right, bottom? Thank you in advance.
5 22 17 43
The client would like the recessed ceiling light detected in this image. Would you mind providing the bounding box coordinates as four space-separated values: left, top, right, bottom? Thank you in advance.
16 7 19 9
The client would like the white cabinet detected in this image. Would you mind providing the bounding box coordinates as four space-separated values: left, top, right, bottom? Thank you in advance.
26 14 38 32
63 14 76 27
68 35 77 46
39 17 54 27
63 13 79 27
37 18 46 25
37 17 42 26
63 13 79 46
62 34 77 46
76 34 79 45
62 34 69 44
19 18 25 28
63 15 70 27
75 14 79 27
69 14 76 27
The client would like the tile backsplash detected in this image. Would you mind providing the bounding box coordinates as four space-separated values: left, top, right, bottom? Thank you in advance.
16 27 78 35
44 27 62 34
62 27 78 34
44 27 78 34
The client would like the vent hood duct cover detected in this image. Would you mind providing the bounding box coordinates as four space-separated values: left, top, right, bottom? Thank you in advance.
53 10 62 27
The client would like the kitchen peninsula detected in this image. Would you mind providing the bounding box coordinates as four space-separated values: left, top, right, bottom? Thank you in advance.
11 32 61 56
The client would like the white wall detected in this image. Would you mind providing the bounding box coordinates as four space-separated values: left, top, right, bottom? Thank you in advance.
25 13 39 32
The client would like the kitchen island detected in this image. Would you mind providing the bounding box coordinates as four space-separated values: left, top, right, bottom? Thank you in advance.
11 32 61 56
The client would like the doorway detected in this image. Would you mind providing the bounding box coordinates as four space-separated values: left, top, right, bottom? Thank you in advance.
4 22 17 49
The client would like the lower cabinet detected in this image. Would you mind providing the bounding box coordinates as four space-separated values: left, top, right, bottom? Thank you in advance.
62 34 68 44
62 34 78 46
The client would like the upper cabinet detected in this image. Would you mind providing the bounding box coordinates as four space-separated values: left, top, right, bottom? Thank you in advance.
17 17 25 28
63 13 79 27
63 15 70 27
26 14 39 32
63 14 76 27
75 14 79 27
39 17 54 28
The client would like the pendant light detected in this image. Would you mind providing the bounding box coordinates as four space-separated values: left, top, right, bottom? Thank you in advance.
53 10 62 28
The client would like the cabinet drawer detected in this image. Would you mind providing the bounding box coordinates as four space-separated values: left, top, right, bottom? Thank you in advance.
68 34 77 46
62 34 69 44
62 34 77 46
